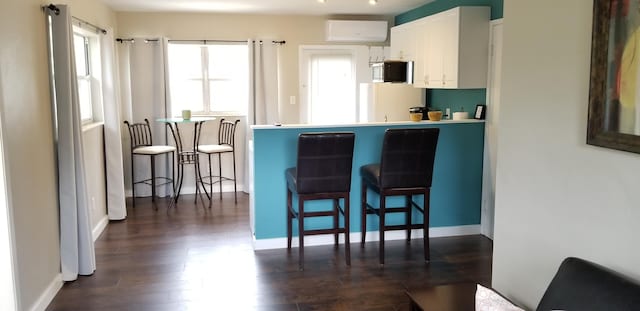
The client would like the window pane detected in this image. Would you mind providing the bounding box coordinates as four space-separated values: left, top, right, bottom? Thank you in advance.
207 45 248 114
73 34 87 76
168 44 205 115
309 54 355 124
77 78 92 120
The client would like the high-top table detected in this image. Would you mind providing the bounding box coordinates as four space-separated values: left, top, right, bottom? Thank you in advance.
156 116 216 202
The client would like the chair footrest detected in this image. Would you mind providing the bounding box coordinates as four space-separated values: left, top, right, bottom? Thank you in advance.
383 224 424 231
199 175 236 186
134 177 173 187
302 228 346 236
303 211 338 217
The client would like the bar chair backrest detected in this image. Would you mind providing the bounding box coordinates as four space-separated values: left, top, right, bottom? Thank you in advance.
124 118 154 150
378 128 440 189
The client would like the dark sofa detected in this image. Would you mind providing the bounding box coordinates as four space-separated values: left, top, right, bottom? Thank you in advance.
535 257 640 311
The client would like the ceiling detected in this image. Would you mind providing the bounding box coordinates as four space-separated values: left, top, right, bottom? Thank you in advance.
100 0 432 16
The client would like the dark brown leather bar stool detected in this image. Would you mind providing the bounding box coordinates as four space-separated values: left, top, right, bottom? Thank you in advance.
124 119 176 208
286 132 356 270
360 128 440 265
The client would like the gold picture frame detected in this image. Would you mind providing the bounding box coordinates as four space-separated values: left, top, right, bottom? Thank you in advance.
587 0 640 153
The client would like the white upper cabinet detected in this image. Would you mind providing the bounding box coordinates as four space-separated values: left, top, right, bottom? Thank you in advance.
391 6 490 89
389 20 419 61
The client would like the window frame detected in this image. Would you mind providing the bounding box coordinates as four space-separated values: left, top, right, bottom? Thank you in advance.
72 26 103 124
167 41 249 117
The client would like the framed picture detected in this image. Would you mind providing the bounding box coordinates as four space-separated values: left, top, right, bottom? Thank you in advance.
474 104 486 120
587 0 640 154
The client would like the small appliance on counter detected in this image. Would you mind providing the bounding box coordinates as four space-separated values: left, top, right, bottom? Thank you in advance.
409 106 429 121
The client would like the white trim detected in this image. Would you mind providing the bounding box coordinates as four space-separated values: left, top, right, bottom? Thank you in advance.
253 224 481 250
92 215 109 242
28 274 62 311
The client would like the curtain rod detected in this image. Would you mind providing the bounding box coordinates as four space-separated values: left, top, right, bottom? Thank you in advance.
42 4 107 34
168 39 248 44
116 38 159 43
72 16 107 35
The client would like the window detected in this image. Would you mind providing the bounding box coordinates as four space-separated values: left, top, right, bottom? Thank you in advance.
72 28 101 123
168 43 248 116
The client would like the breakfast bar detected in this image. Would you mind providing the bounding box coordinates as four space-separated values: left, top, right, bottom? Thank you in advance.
251 120 485 249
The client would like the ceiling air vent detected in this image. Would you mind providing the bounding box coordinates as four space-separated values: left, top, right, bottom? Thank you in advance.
325 20 388 42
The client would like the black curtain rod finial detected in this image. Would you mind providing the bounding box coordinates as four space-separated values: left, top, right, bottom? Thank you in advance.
47 4 60 15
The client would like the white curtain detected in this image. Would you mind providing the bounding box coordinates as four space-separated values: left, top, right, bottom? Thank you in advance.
248 40 281 126
46 5 96 281
245 40 281 194
119 38 172 197
101 29 127 220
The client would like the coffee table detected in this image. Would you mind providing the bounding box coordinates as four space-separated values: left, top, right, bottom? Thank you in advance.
406 283 477 311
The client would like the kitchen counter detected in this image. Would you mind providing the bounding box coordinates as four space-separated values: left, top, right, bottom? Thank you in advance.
251 119 483 130
250 121 484 249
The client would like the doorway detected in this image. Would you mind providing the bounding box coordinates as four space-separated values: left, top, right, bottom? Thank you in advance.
299 46 370 124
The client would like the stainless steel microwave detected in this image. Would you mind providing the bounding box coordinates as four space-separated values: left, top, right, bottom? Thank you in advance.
371 61 412 83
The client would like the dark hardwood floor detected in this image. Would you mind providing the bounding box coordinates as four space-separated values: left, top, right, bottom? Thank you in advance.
46 193 492 311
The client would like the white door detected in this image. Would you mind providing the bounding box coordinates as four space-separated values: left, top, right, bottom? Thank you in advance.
300 47 357 124
481 19 503 240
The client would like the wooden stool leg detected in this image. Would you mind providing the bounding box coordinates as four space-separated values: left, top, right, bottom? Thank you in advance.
424 189 430 262
333 199 339 248
361 181 367 247
287 188 292 249
406 195 412 244
344 194 350 266
298 197 305 271
379 193 386 266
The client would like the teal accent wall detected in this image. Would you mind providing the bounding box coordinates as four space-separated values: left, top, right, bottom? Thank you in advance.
395 0 503 24
428 89 486 116
395 0 502 117
253 122 485 240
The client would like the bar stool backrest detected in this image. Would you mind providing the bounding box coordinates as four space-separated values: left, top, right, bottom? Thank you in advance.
218 118 240 147
295 132 355 194
124 118 154 149
379 128 440 189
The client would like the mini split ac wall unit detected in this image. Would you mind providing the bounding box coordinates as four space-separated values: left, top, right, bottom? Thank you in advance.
325 20 388 42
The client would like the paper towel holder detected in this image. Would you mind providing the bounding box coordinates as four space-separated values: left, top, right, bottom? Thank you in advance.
474 105 486 120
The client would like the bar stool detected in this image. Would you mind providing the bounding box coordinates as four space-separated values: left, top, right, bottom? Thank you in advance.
360 128 440 265
286 132 355 270
195 118 240 203
124 119 176 207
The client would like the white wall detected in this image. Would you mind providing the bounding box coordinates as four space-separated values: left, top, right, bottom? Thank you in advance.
116 12 392 124
0 1 116 310
83 124 107 234
492 0 640 308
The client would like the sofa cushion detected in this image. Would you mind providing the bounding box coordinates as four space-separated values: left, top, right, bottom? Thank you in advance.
536 257 640 311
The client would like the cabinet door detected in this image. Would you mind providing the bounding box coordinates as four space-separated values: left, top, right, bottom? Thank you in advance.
426 15 445 87
390 23 416 61
412 20 430 88
441 9 460 88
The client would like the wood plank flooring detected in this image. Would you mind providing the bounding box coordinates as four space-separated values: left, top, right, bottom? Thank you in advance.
46 193 492 311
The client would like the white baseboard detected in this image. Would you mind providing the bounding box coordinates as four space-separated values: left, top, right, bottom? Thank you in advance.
28 273 62 311
253 224 481 250
92 215 109 242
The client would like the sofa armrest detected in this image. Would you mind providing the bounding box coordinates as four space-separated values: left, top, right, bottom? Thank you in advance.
536 257 640 311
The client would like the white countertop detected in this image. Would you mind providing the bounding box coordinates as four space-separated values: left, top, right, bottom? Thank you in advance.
251 119 484 130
